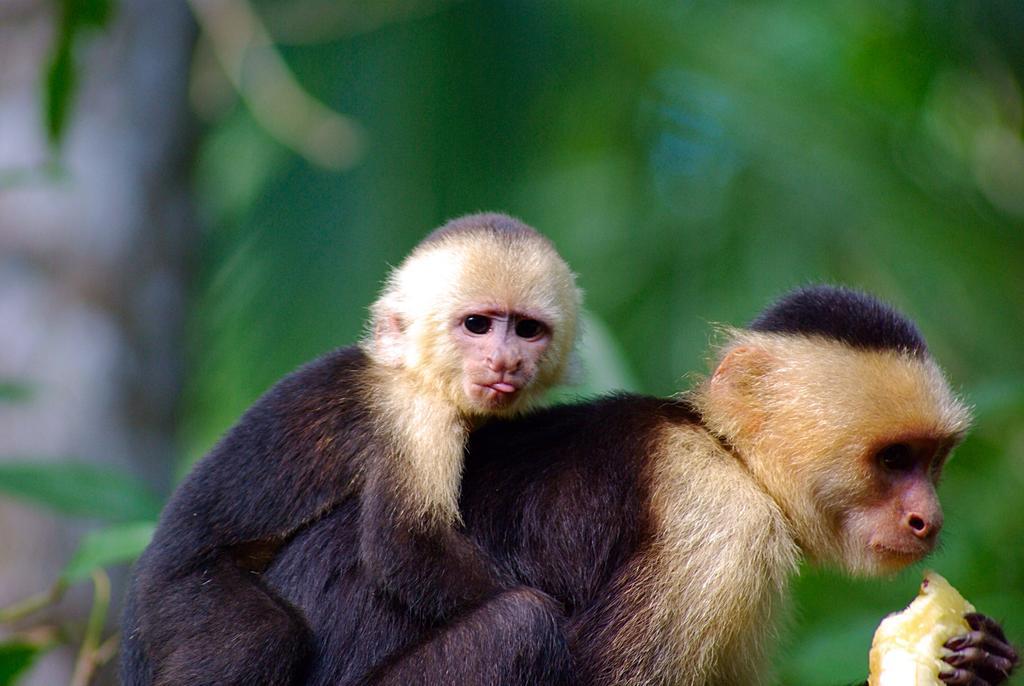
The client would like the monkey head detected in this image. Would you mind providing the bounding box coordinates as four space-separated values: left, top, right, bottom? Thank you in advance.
695 286 971 576
366 213 581 419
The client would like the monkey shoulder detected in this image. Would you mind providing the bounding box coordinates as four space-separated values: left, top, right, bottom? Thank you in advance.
468 393 698 467
644 404 799 592
574 395 793 575
468 393 792 602
148 346 385 570
461 394 700 608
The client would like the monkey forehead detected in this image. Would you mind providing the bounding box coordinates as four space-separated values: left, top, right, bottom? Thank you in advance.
730 331 972 441
391 233 580 324
418 212 552 250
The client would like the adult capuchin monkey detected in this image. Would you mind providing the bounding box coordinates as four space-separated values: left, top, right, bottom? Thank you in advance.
261 285 1017 685
120 213 581 685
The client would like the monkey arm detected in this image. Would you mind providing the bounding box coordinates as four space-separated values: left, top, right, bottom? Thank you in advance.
253 494 573 686
122 348 374 684
566 430 799 686
365 585 572 686
123 435 339 686
568 540 789 686
358 459 510 622
125 554 312 686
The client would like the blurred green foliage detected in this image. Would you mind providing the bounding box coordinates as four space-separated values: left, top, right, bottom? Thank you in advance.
0 383 33 404
185 1 1024 682
0 461 160 522
61 523 157 584
45 0 115 145
0 643 40 686
0 459 150 685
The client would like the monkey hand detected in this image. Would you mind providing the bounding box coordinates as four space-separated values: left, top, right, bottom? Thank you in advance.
939 613 1019 686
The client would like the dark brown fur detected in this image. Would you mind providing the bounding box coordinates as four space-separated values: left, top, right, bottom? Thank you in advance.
122 348 573 685
255 394 693 684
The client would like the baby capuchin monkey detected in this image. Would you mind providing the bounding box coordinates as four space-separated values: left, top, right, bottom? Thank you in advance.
120 213 581 685
358 214 580 620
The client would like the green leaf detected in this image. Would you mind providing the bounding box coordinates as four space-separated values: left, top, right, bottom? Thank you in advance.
62 521 155 583
43 0 116 146
0 381 32 404
44 41 75 145
69 0 114 28
0 461 161 522
0 642 41 686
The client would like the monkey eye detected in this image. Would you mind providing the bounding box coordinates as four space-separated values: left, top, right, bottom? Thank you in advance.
514 319 546 339
877 443 915 472
463 315 492 335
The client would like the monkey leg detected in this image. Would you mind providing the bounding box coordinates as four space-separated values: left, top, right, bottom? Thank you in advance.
142 558 312 686
365 586 572 686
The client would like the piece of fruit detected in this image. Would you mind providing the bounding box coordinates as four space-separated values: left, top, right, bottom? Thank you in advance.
868 571 975 686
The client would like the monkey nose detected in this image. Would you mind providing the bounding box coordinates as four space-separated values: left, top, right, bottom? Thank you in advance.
488 359 521 374
486 352 522 373
906 513 941 540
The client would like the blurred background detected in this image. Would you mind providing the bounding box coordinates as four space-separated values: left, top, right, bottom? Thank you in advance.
1 0 1022 683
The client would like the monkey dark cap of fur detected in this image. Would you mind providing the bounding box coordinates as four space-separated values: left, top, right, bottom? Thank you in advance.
750 285 928 355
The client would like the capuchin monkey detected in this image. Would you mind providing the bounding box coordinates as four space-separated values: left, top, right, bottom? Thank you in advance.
260 285 1016 685
120 213 581 685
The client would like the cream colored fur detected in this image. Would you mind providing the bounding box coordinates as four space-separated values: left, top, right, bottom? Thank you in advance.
589 426 798 686
367 366 468 525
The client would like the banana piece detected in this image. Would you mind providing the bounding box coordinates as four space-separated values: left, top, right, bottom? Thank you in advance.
868 571 975 686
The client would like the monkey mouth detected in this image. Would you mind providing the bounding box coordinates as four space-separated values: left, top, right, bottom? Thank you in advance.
472 381 522 406
869 541 931 562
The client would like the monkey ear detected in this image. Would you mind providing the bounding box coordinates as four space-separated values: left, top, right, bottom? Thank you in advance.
372 311 408 368
709 344 775 430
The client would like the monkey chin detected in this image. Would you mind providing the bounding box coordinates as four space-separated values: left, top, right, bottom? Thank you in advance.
837 535 933 577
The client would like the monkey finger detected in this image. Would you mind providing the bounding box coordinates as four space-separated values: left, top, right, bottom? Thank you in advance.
946 631 1019 665
944 648 1016 677
964 613 1012 646
957 616 1020 669
938 667 991 686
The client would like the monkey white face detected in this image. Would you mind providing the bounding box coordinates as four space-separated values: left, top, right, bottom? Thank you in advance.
366 216 581 422
451 308 552 413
